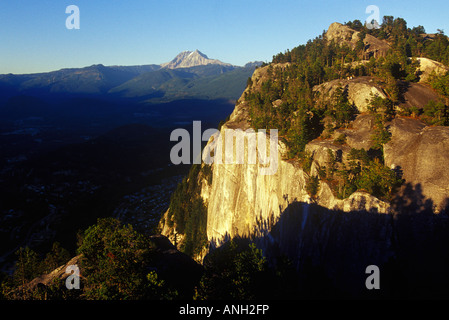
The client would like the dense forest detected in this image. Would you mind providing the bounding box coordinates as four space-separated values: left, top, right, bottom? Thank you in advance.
2 16 449 300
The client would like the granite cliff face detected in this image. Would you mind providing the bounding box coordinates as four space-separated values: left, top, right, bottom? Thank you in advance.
162 60 449 294
384 117 449 211
160 22 449 295
195 64 391 286
205 59 449 217
202 97 392 248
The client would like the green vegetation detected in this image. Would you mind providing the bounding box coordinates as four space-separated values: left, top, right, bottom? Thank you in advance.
245 68 324 159
366 95 393 150
367 93 394 117
2 224 304 301
110 64 257 101
422 99 449 126
305 175 320 200
334 133 347 145
195 240 267 300
2 218 180 300
423 72 449 125
328 86 357 128
346 16 449 66
395 70 449 125
248 63 401 201
246 17 423 159
322 148 403 200
429 71 449 97
194 239 301 300
371 115 392 150
1 243 72 300
165 164 209 257
77 217 174 300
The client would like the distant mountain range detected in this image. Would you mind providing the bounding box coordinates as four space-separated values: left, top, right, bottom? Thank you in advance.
0 51 262 102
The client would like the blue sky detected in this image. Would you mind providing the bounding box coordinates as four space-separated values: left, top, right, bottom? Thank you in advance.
1 0 448 74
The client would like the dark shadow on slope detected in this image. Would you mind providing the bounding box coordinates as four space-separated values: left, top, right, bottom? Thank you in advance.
388 183 449 299
207 183 449 299
148 235 204 299
257 201 395 299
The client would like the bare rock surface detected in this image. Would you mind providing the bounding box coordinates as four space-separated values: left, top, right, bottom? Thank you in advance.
399 81 442 110
313 76 386 113
384 117 449 210
343 114 376 149
416 57 449 83
325 22 390 58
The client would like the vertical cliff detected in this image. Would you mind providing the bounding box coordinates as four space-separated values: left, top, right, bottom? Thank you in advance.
160 21 449 295
189 64 394 294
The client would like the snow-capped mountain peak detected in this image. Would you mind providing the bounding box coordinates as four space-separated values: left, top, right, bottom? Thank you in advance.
161 50 232 69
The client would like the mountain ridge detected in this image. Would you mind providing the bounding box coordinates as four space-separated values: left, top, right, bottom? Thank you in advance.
0 50 259 102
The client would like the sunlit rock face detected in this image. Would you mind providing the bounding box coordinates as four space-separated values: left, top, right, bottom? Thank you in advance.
314 76 387 113
201 122 394 294
203 124 392 247
161 57 449 296
384 117 449 211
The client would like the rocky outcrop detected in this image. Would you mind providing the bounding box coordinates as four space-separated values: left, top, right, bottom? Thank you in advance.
325 22 390 59
314 75 441 114
306 113 449 212
399 81 442 111
341 114 377 149
200 112 393 294
11 235 203 299
416 57 449 83
158 50 449 295
196 68 393 290
384 117 449 211
313 76 387 113
24 255 82 290
195 60 449 294
201 65 391 247
8 255 83 299
229 63 290 130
